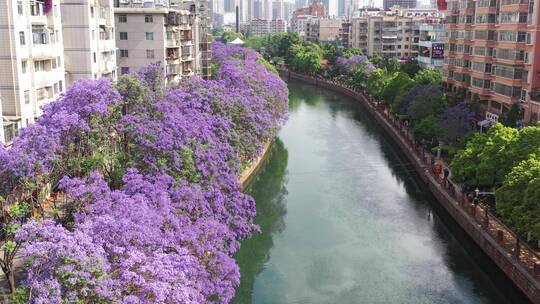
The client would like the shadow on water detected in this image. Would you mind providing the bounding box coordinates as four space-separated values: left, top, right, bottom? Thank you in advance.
233 139 289 304
305 80 531 304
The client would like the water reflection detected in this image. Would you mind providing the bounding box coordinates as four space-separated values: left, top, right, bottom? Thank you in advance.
233 79 528 304
233 139 289 304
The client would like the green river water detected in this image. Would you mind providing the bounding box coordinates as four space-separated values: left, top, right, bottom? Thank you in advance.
233 79 529 304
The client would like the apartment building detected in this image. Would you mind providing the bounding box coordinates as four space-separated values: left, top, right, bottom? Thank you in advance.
0 0 67 143
244 18 287 35
384 0 417 9
416 22 445 69
115 1 201 83
340 21 352 48
306 18 342 43
351 7 441 58
441 0 540 124
61 0 117 85
290 14 314 37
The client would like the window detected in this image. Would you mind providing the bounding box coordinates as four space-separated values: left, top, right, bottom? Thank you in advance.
56 56 61 67
59 80 63 92
54 82 59 95
120 49 129 57
55 30 60 43
92 30 95 40
19 31 25 46
34 60 46 72
145 32 154 40
120 32 128 40
90 7 94 18
21 61 27 73
52 57 57 69
24 90 30 104
50 31 55 44
145 15 153 23
146 49 155 58
121 67 130 74
32 29 49 45
93 52 96 63
118 14 127 23
17 1 23 14
53 4 58 17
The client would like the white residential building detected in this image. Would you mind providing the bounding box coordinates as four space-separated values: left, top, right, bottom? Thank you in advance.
61 0 117 85
0 0 67 143
115 0 211 82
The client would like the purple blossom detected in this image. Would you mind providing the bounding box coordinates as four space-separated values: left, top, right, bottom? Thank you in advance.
3 42 288 303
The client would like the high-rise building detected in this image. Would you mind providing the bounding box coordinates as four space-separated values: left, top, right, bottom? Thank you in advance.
283 1 294 21
224 0 235 11
253 0 264 19
441 0 540 124
61 0 117 85
0 0 67 143
351 7 441 57
273 0 284 19
322 0 338 16
115 0 209 82
383 0 417 9
263 0 272 19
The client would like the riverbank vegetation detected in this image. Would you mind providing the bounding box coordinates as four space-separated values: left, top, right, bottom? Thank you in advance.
247 32 540 245
0 42 287 303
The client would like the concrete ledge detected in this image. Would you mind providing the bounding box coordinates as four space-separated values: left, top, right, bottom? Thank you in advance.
239 140 273 189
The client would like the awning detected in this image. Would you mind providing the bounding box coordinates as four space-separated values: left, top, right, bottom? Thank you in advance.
477 119 496 127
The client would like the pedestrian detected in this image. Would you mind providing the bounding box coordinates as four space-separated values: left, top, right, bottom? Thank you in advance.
443 168 450 185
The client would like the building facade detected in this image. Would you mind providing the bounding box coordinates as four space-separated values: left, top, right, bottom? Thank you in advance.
0 0 67 143
442 0 540 124
306 18 342 43
115 0 210 83
416 22 445 69
351 8 441 58
61 0 117 85
383 0 417 9
245 18 287 35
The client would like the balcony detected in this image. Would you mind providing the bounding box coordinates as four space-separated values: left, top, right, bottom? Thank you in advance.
98 39 115 52
32 44 56 59
30 1 48 25
166 39 180 48
99 59 115 74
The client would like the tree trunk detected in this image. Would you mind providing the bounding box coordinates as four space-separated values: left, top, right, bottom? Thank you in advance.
5 268 15 294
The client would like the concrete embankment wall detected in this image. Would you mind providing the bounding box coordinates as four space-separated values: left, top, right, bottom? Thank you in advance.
283 69 540 304
239 141 273 189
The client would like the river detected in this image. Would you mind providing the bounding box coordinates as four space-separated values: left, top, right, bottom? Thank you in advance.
233 79 528 304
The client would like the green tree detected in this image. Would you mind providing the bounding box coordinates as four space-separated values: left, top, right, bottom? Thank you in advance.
370 54 383 67
400 60 421 77
495 156 540 239
507 124 540 167
451 132 488 185
414 69 442 86
407 85 447 121
256 57 278 75
503 104 520 127
476 123 519 186
384 57 400 73
382 72 413 109
342 48 362 58
322 43 341 64
365 68 387 98
412 115 442 141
